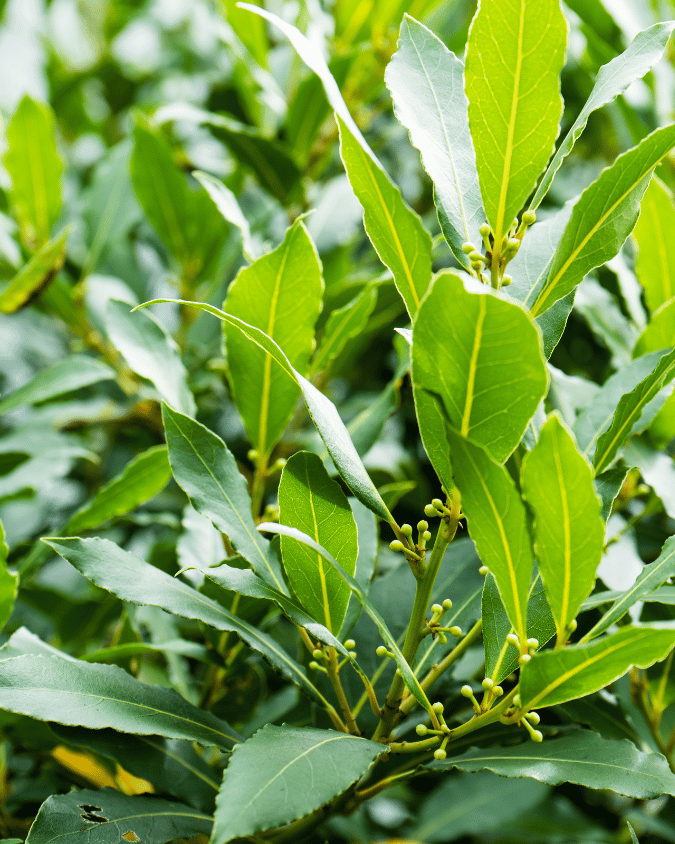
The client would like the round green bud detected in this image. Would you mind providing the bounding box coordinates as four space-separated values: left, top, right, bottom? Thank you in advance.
449 626 463 637
401 523 413 537
247 449 258 461
531 729 543 743
527 638 539 649
431 603 443 615
506 633 520 648
272 457 287 470
309 661 320 671
416 724 428 736
431 498 445 510
417 520 429 532
501 275 512 287
460 685 474 699
345 639 356 650
506 237 520 252
469 251 484 263
437 632 447 644
493 685 504 697
513 694 521 707
389 539 406 553
434 747 447 760
518 653 531 665
312 649 324 660
568 619 578 633
432 702 445 716
482 678 494 691
422 530 432 542
461 242 474 254
424 504 438 518
479 223 491 237
522 211 537 226
526 711 540 725
376 645 389 658
442 598 453 610
478 566 489 576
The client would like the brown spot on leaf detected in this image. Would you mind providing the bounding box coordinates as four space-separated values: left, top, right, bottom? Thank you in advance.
122 831 140 842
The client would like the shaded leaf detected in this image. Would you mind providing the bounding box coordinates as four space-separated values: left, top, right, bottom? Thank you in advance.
0 520 17 634
311 286 377 375
633 177 675 314
0 228 69 314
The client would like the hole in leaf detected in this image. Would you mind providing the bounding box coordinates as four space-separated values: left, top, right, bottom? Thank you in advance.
78 804 107 823
122 831 140 842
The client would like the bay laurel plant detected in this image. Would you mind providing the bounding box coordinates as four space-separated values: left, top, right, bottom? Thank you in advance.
3 0 675 842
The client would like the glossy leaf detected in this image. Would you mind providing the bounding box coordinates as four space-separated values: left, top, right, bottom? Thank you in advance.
24 788 212 844
413 386 454 493
224 220 323 458
193 169 259 262
584 535 675 640
4 96 62 249
162 404 284 590
465 0 566 246
310 286 377 375
521 415 604 640
532 125 675 316
212 725 386 844
105 299 196 416
338 116 432 319
633 177 675 314
530 23 675 211
386 15 485 267
412 272 547 463
595 465 629 522
634 296 675 359
519 626 675 710
279 452 357 633
434 731 675 798
0 227 70 315
0 520 17 634
625 438 675 519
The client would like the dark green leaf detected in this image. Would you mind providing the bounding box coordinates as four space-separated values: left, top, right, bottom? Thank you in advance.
0 228 70 314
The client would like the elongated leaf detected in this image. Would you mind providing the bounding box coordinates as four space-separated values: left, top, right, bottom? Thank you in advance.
4 96 62 249
338 117 432 319
64 445 171 535
521 415 603 640
212 725 386 844
106 299 196 416
625 438 675 519
413 386 454 493
595 465 629 522
385 15 485 267
530 22 675 211
310 286 377 375
633 177 675 314
279 452 357 633
412 272 547 463
532 124 675 316
162 404 285 591
465 0 566 247
584 535 675 640
433 731 675 798
0 653 238 749
0 227 70 314
0 521 17 634
634 296 675 359
138 300 394 524
44 537 330 708
258 522 430 711
224 220 323 457
519 626 675 710
0 355 115 414
25 788 212 844
193 170 258 261
593 347 675 474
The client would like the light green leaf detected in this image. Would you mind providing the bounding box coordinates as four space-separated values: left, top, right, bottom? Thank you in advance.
532 125 675 317
634 296 675 358
625 438 675 519
583 535 675 640
521 415 604 641
595 465 629 522
0 228 69 315
44 537 328 708
137 299 394 524
106 299 196 416
64 445 171 534
0 521 17 634
385 15 485 268
530 22 675 211
433 730 675 798
445 429 532 649
224 220 323 458
310 286 377 376
279 452 357 633
0 354 115 414
519 626 675 710
4 95 63 249
465 0 566 248
0 653 238 749
593 347 675 474
633 177 675 314
193 169 259 262
25 788 212 844
412 272 547 463
338 117 432 319
413 387 454 493
212 725 386 844
161 404 284 591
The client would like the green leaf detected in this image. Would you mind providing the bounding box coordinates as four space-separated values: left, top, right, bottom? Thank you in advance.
4 95 63 249
0 520 17 634
212 725 385 843
105 299 196 416
413 273 547 463
25 788 212 844
445 430 532 649
521 415 604 641
0 228 70 315
0 653 238 749
519 626 675 710
595 465 629 522
279 452 357 633
64 445 172 535
385 15 485 268
310 286 377 376
338 117 432 319
44 537 329 708
529 23 675 211
224 220 323 457
583 535 675 640
634 296 675 358
139 299 394 524
162 403 285 591
593 347 675 474
633 177 675 314
0 354 115 414
531 125 675 317
433 730 675 798
465 0 566 248
130 121 225 282
413 386 454 493
193 169 259 262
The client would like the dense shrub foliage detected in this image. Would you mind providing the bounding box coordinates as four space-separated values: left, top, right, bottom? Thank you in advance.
2 0 675 842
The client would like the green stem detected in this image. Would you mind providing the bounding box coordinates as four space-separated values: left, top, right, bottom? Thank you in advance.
326 648 360 735
250 453 269 521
